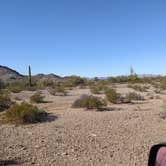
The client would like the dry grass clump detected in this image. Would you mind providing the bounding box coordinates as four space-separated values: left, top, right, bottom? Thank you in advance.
72 95 107 111
5 102 47 124
30 91 45 103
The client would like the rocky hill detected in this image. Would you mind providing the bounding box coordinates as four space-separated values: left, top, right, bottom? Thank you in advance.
0 65 24 81
0 65 61 82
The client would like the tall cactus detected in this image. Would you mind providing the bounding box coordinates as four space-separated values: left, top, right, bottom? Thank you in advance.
28 65 32 86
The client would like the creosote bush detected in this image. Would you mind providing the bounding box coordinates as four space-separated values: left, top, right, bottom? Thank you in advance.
90 85 103 94
105 88 119 104
5 102 47 124
30 91 45 103
105 88 144 104
72 95 107 110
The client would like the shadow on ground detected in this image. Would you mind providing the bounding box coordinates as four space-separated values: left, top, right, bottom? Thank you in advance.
0 160 21 165
46 113 58 122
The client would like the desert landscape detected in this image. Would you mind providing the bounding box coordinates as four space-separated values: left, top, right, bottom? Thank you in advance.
1 66 166 166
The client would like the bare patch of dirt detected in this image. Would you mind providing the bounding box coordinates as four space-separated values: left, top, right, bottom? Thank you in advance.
1 85 166 165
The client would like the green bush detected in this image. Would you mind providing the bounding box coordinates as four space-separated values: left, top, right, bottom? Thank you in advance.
128 74 138 83
5 102 47 124
107 76 129 84
90 82 107 94
0 90 12 112
105 88 119 104
8 82 24 93
7 80 38 93
30 91 45 103
72 95 107 110
90 85 102 94
64 76 86 87
39 79 55 88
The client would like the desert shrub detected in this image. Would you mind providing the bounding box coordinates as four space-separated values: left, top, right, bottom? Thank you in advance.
8 82 24 93
105 88 120 104
108 76 129 84
124 92 144 101
90 85 101 94
0 90 12 112
63 76 86 87
160 82 166 90
90 82 108 94
69 76 86 87
0 80 5 89
5 102 47 124
48 86 67 96
128 74 138 84
30 91 45 103
7 80 38 93
39 79 55 88
128 84 149 92
72 95 107 110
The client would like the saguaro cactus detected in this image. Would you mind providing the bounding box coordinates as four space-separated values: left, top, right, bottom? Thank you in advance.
28 65 32 86
129 66 137 83
130 66 134 76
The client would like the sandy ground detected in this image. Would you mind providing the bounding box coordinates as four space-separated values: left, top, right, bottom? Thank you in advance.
1 84 166 166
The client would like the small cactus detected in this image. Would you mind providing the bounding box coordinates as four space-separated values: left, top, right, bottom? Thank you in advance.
28 65 32 86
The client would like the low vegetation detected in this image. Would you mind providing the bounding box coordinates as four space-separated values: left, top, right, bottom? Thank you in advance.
72 95 107 110
5 102 47 124
90 83 107 94
48 87 67 96
0 90 12 112
105 88 144 104
123 92 144 102
128 84 149 92
105 88 119 104
30 91 45 103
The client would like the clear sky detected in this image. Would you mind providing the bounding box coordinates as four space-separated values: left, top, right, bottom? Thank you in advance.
0 0 166 77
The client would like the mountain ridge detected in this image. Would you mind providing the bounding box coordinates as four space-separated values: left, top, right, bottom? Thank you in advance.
0 65 61 81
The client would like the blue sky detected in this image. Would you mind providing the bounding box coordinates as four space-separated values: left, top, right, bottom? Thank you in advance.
0 0 166 77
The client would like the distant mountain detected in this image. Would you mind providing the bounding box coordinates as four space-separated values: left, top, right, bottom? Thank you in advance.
32 73 61 81
0 65 61 82
0 65 24 81
137 74 162 78
0 65 163 82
